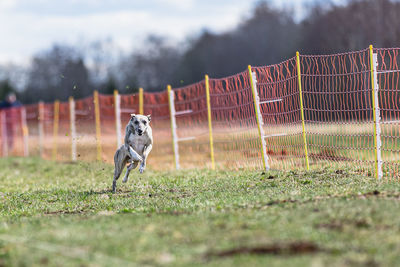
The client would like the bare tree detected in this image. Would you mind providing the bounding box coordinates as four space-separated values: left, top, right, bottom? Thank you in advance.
22 45 91 103
120 35 182 91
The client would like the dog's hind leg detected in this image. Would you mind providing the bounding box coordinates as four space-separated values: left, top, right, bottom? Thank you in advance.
122 161 138 183
112 149 129 193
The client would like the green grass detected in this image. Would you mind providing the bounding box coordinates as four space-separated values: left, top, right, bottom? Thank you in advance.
1 157 400 266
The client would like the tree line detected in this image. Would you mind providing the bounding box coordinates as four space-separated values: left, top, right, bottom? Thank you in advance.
0 0 399 104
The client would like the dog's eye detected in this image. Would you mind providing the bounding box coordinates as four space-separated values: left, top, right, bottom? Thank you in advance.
134 121 139 125
142 120 147 125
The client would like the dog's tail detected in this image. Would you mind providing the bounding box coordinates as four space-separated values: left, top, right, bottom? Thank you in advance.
112 148 126 193
113 149 124 180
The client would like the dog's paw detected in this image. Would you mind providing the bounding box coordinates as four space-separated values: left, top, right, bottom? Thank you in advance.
139 165 145 174
112 181 117 193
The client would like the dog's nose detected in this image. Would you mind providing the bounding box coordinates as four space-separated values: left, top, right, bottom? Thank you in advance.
137 129 143 135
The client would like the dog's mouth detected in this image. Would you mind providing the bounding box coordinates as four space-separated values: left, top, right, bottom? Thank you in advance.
137 132 143 136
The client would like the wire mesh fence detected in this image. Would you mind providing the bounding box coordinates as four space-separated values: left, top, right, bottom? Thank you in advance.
1 46 399 179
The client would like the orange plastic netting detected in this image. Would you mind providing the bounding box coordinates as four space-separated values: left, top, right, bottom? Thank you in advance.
1 47 399 178
376 48 400 179
300 49 375 173
209 71 262 169
173 81 209 169
252 57 305 169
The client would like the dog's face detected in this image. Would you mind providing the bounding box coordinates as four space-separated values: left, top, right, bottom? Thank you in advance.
130 114 151 136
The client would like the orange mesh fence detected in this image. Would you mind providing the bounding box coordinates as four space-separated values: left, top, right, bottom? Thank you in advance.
300 49 375 172
376 48 400 180
98 93 116 163
209 71 262 170
2 46 400 178
25 104 40 157
42 102 55 160
120 92 139 125
173 81 209 169
252 57 305 169
75 96 96 161
1 107 24 157
143 91 172 170
57 101 71 161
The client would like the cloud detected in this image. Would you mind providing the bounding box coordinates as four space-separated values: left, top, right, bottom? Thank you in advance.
0 0 17 10
0 0 253 64
155 0 195 10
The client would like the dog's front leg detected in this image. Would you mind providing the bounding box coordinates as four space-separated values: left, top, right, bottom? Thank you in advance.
122 161 138 183
127 145 143 162
139 144 152 174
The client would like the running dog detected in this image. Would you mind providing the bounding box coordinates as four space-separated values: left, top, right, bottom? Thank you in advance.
112 114 153 193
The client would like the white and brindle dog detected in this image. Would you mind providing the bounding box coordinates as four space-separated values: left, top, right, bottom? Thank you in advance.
112 114 153 193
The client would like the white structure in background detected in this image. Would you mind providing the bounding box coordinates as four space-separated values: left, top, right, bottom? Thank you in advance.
249 71 270 170
168 88 195 170
373 52 383 180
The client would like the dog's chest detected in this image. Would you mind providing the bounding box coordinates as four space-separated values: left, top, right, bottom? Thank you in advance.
128 134 146 154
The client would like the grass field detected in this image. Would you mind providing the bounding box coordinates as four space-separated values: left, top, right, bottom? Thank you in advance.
1 157 400 266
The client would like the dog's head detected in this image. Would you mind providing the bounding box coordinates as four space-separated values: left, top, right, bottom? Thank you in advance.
130 114 151 136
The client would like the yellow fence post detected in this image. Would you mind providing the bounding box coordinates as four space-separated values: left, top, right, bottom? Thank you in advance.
296 51 310 170
205 75 215 170
20 107 29 157
52 100 59 160
93 90 102 161
248 65 268 171
139 87 144 115
369 44 381 180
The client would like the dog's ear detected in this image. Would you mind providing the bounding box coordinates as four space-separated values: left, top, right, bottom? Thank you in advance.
147 114 151 122
130 114 136 121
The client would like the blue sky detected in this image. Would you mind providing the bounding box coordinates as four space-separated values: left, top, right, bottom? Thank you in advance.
0 0 332 65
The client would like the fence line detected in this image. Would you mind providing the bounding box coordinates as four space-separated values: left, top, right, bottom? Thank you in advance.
1 46 400 179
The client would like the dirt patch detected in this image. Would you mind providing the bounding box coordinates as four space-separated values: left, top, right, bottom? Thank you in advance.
310 149 353 162
265 199 298 206
316 218 373 231
358 190 380 198
206 241 322 258
157 210 189 216
62 161 79 165
44 209 85 215
316 221 344 231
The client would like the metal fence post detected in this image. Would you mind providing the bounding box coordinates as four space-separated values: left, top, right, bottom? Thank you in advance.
205 75 215 169
369 45 383 180
248 65 269 171
296 52 310 170
114 90 122 148
167 85 179 170
69 97 77 161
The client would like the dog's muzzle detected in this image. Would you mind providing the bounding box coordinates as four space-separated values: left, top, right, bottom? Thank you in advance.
137 130 143 136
